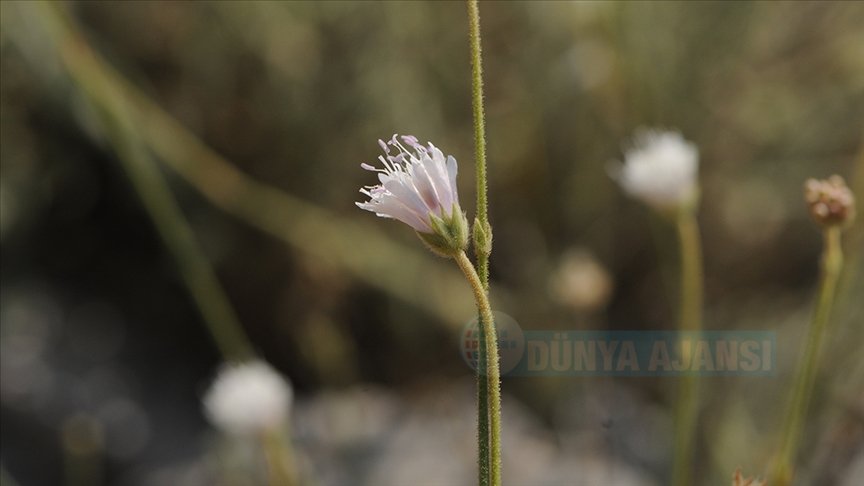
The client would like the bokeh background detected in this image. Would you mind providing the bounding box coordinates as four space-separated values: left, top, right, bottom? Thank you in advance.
1 1 863 485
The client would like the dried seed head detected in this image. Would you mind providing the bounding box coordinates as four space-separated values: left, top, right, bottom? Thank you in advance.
804 175 855 229
732 468 766 486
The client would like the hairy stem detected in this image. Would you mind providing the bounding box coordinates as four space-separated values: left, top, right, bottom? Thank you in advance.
467 0 489 246
671 209 704 486
455 251 501 486
771 226 843 485
476 312 490 486
467 2 493 484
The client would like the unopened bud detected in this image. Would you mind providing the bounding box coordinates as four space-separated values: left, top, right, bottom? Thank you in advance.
416 205 470 257
472 217 493 257
804 175 855 229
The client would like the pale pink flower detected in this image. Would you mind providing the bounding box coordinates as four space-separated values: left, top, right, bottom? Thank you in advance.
357 134 462 234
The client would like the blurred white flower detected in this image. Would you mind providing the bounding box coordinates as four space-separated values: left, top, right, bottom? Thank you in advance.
614 129 699 210
357 134 462 234
203 360 292 436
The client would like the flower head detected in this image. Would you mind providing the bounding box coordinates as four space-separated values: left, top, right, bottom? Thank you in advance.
614 129 699 211
731 468 765 486
357 134 468 256
203 360 292 437
804 175 855 229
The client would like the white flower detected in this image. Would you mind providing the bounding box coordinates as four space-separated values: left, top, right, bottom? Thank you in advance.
357 134 469 256
357 134 461 233
203 360 292 436
615 129 699 210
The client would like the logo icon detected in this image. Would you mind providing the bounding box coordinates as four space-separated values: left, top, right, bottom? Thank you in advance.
460 311 525 376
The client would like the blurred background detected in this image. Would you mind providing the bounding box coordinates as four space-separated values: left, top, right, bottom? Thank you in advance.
1 1 863 485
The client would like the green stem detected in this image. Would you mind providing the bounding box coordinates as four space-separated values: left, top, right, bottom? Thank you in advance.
771 226 844 485
466 2 493 484
34 1 255 362
454 251 501 486
64 55 252 360
476 312 490 486
106 107 255 362
467 0 489 245
671 209 703 486
261 430 299 486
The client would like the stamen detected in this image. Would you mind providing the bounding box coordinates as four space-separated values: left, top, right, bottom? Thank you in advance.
389 134 415 158
388 134 401 152
393 140 410 156
379 155 395 172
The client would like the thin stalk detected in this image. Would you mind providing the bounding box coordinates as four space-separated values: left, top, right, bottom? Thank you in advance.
671 209 703 486
35 0 255 362
104 106 254 362
30 0 474 331
454 251 501 486
466 2 493 484
467 0 489 247
476 313 490 486
771 226 844 485
261 430 298 486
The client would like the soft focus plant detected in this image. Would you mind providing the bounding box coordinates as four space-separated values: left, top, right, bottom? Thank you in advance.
732 467 766 486
614 128 703 486
769 175 856 485
204 360 299 486
616 130 700 213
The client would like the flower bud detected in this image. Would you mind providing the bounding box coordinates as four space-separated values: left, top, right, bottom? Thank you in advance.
417 204 469 257
472 217 492 257
804 175 855 229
